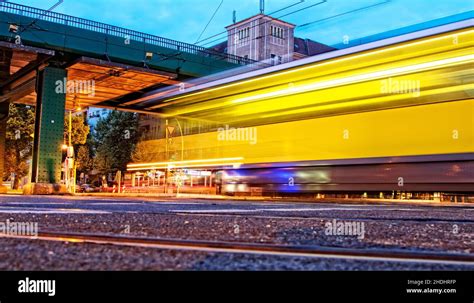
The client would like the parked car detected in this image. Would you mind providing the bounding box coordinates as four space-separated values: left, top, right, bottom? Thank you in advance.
79 184 99 193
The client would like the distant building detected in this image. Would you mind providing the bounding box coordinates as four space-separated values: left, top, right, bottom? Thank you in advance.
210 13 335 65
293 37 336 59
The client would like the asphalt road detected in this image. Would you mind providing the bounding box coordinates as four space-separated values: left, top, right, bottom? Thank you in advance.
0 195 472 270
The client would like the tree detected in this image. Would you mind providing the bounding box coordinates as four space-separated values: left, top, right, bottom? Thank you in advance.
5 104 35 189
76 144 93 173
64 113 90 146
131 140 163 163
94 110 139 173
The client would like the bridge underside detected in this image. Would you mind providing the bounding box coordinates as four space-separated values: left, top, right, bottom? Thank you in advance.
1 42 179 111
0 42 183 192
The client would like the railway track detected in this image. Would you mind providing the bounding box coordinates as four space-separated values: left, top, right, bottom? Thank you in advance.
169 211 474 224
1 231 473 266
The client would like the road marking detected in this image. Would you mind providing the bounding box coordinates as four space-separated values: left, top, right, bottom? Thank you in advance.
88 203 147 206
171 207 428 214
0 207 109 214
263 207 362 212
171 209 259 214
144 202 203 206
171 207 366 213
261 207 425 212
0 202 75 205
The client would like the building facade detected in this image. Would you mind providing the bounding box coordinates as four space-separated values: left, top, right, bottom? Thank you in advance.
210 13 335 65
226 14 296 64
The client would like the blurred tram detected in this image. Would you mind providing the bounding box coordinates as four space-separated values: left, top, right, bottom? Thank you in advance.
129 20 474 199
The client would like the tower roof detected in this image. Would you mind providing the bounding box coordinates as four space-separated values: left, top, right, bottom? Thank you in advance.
226 14 295 30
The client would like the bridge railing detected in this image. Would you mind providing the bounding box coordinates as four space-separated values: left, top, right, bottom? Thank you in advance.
0 2 257 66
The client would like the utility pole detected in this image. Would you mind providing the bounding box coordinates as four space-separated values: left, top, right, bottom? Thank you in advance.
68 110 72 149
64 111 75 193
260 0 265 14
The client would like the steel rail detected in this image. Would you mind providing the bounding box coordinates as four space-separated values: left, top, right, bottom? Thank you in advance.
1 231 473 266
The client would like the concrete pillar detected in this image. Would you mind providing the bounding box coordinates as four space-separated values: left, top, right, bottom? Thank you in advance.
0 50 12 194
26 67 68 195
0 102 8 194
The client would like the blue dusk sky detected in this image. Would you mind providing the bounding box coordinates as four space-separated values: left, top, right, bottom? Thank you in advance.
17 0 474 46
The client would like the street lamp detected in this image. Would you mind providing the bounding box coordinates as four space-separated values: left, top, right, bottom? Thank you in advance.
8 24 19 33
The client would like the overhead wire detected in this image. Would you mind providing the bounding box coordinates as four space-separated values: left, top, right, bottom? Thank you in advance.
200 0 392 50
195 0 311 45
195 0 224 44
199 0 328 48
299 0 391 28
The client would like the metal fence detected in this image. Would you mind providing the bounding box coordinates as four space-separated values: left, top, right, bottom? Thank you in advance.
0 2 257 65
